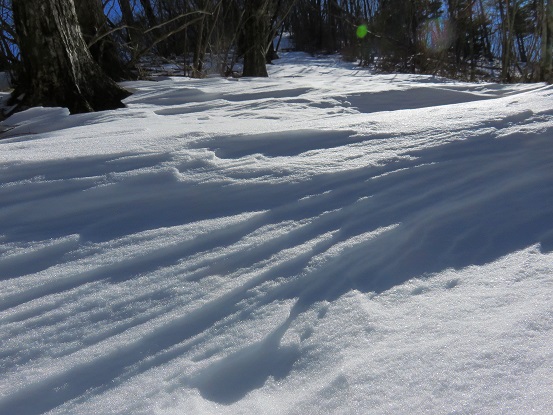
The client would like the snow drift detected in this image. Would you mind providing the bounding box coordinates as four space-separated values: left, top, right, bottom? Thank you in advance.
1 53 552 414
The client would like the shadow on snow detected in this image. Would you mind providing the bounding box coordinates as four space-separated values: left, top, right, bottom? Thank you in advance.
1 124 552 412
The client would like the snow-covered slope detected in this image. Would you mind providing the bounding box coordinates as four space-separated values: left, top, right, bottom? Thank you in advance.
1 53 552 414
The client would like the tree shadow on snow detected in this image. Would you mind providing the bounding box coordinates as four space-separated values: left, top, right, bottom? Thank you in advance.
1 120 552 412
190 128 553 405
282 130 553 310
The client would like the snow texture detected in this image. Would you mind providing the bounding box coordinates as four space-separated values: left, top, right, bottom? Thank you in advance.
0 53 552 415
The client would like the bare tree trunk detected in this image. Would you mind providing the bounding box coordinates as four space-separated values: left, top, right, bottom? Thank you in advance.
499 0 514 81
140 0 158 29
138 0 170 56
118 0 139 54
477 0 493 61
242 0 273 77
118 0 135 39
74 0 128 80
542 0 553 81
469 5 476 81
192 15 206 77
12 0 130 114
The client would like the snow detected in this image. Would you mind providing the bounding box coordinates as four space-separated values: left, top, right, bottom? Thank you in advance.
0 53 552 414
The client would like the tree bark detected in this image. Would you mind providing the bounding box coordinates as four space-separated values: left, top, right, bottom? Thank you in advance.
242 0 272 77
13 0 130 114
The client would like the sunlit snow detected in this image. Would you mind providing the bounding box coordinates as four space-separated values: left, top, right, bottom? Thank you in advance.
1 53 552 415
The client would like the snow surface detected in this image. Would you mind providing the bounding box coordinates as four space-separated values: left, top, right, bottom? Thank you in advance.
1 53 552 415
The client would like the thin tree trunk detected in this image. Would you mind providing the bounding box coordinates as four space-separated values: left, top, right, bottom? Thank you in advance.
118 0 139 54
140 0 158 28
192 15 206 77
469 4 476 81
499 0 514 81
477 0 492 60
12 0 130 114
138 0 167 56
516 33 527 62
542 0 553 81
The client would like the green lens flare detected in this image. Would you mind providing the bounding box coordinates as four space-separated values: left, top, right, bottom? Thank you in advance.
356 25 368 39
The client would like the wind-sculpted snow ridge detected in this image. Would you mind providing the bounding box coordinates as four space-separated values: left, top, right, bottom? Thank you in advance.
1 53 552 415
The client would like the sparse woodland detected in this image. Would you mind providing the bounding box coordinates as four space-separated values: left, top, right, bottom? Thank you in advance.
0 0 552 113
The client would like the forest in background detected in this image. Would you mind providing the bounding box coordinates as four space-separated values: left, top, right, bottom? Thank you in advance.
289 0 553 82
0 0 552 116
